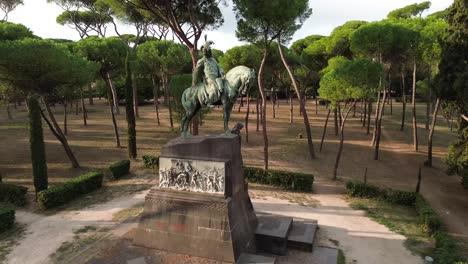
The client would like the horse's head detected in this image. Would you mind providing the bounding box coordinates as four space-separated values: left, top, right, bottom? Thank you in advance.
239 68 256 96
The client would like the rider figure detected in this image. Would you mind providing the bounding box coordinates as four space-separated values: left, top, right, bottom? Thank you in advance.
193 35 225 107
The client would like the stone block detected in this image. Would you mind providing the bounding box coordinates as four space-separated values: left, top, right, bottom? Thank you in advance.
255 214 292 256
287 220 318 252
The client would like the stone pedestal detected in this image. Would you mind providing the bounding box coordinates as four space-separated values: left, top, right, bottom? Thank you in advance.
133 135 257 263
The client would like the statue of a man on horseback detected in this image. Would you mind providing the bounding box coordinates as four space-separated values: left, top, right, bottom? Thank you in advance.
180 35 256 137
193 35 225 107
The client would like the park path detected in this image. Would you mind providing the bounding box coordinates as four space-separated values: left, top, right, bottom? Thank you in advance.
5 190 149 264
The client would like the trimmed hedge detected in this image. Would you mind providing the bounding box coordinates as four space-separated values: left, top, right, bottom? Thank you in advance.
345 180 417 207
243 167 313 192
0 183 28 206
37 171 104 209
109 160 130 179
0 207 15 233
142 155 159 170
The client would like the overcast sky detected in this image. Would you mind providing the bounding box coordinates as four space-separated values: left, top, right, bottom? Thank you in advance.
7 0 452 52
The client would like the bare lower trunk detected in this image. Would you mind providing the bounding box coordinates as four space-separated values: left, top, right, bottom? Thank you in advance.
152 77 160 125
289 91 293 124
245 95 250 143
426 98 441 167
81 91 87 126
278 40 315 159
238 95 243 113
271 88 276 119
164 76 174 128
256 95 260 132
88 83 94 105
400 71 406 131
6 101 12 119
104 73 120 147
132 72 139 118
362 100 367 127
426 86 431 130
63 102 68 135
259 48 269 170
315 91 318 115
42 100 80 168
107 72 120 114
374 90 387 160
333 101 355 180
320 109 331 152
412 62 418 151
367 101 372 134
372 91 382 145
334 108 338 136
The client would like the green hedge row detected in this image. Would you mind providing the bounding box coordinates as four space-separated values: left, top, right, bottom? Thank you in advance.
37 171 104 209
345 180 418 206
142 155 159 169
0 183 28 206
109 160 130 179
433 232 467 264
243 167 313 192
0 207 15 233
414 195 441 235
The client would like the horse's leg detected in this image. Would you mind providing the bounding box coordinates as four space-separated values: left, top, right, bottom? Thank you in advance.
222 97 235 135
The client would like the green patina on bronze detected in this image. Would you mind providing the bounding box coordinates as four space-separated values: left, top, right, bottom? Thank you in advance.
181 36 256 136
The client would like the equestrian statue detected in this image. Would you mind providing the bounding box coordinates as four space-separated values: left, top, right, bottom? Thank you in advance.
180 35 256 137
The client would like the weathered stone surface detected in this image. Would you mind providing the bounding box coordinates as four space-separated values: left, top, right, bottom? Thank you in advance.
236 253 277 264
310 246 339 264
255 214 293 256
287 221 318 252
133 135 257 263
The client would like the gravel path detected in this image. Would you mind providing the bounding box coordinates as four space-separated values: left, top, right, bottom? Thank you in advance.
5 190 149 264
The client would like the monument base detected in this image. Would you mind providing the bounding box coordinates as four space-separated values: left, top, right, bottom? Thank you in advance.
133 135 257 263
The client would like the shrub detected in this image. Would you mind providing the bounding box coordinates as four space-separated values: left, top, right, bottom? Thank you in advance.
318 99 328 105
382 189 417 206
433 232 467 264
345 180 382 198
142 155 159 170
243 167 313 192
37 171 104 209
109 160 130 179
0 183 28 206
415 195 441 235
0 207 15 233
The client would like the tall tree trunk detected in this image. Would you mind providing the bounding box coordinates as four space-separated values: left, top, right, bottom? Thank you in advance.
81 90 87 126
238 95 244 113
289 91 293 124
88 83 94 105
374 90 387 160
6 100 12 119
320 108 331 152
107 72 120 115
426 98 441 167
245 95 250 143
372 91 381 145
367 100 372 134
400 71 406 131
42 99 80 168
104 73 120 148
132 72 139 119
63 101 68 135
362 100 366 127
164 76 174 128
258 48 270 170
333 101 356 180
338 104 342 125
75 99 79 116
125 52 137 159
271 88 276 119
256 94 260 132
426 75 431 130
28 95 48 195
315 90 318 115
412 61 418 151
334 108 338 136
278 41 316 159
152 77 160 125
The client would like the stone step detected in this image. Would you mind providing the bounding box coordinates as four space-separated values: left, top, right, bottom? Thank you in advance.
254 214 293 256
310 246 339 264
236 253 277 264
287 220 318 252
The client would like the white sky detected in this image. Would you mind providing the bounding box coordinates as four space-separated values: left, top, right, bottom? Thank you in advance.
7 0 453 51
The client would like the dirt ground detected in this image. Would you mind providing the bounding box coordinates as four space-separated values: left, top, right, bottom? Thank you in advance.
0 97 466 251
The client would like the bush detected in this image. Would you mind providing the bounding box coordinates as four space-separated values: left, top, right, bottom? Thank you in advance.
415 195 441 235
109 160 130 179
0 183 28 206
382 189 417 207
0 207 15 233
142 155 159 170
243 167 313 192
318 99 328 105
433 232 467 264
37 171 104 209
345 180 382 198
